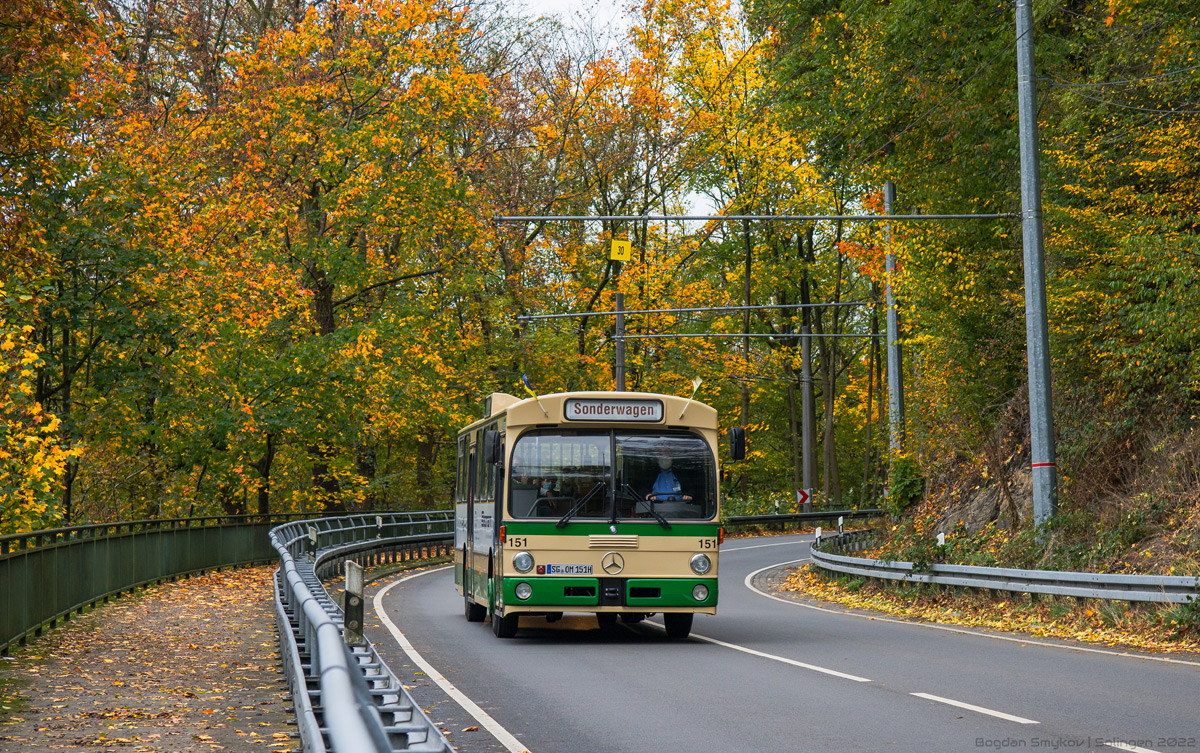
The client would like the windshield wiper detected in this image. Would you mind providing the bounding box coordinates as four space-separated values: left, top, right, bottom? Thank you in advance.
555 481 607 528
620 483 671 529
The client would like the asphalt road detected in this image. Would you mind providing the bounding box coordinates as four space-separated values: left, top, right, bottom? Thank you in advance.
364 534 1200 753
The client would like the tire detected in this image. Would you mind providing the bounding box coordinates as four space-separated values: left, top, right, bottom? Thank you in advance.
492 608 518 638
663 612 693 640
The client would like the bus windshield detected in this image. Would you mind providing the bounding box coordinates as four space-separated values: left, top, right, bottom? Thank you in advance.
508 430 716 521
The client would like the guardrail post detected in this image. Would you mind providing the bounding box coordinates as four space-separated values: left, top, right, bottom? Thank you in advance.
306 526 317 561
343 560 365 646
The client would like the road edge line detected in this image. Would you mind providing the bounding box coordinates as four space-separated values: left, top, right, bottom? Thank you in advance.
373 567 530 753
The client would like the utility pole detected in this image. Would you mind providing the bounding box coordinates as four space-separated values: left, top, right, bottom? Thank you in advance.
741 219 752 502
614 292 626 391
801 228 815 512
801 326 814 512
1016 0 1057 527
885 182 905 455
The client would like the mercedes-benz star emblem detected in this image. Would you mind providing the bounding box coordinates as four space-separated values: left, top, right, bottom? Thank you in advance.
601 551 625 575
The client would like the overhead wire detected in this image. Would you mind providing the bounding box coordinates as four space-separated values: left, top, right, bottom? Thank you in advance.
1047 88 1200 115
512 1 1025 379
1046 63 1200 89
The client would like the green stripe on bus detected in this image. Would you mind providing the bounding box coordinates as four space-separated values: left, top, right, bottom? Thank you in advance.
501 577 717 608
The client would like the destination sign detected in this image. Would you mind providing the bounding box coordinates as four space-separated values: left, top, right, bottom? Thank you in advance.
564 398 664 422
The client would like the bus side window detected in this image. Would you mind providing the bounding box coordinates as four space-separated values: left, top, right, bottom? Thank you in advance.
475 431 486 501
457 436 467 502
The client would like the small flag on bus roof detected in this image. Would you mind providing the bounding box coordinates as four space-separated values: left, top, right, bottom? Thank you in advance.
522 373 548 416
679 376 703 419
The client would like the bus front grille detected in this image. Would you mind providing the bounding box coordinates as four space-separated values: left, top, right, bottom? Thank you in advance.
589 534 639 549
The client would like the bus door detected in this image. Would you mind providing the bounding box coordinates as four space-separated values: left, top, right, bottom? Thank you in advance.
465 443 477 593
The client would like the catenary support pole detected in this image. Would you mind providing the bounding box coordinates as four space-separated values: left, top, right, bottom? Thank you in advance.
740 220 752 503
1016 0 1058 526
802 326 815 512
885 182 905 455
614 292 626 391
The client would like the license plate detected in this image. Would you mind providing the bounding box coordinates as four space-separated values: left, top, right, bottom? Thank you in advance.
547 564 593 575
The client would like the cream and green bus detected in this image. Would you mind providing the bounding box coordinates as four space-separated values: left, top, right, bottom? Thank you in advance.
454 391 744 639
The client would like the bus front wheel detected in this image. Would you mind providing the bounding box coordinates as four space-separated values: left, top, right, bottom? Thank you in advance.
663 612 693 640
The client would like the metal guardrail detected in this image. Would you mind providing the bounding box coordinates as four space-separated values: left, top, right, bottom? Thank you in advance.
726 508 883 528
811 530 1200 604
0 513 326 555
270 512 456 753
0 513 308 654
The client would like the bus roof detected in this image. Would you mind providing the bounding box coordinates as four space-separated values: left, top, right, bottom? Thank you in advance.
460 391 718 434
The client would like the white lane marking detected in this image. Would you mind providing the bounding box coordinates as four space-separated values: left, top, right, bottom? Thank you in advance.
744 560 1200 668
910 692 1039 724
723 539 811 552
644 617 871 683
373 567 530 753
1107 742 1163 753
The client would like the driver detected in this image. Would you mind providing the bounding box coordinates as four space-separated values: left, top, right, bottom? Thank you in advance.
647 457 691 502
535 475 560 516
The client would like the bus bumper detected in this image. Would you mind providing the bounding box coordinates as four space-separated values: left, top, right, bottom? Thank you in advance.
500 576 717 611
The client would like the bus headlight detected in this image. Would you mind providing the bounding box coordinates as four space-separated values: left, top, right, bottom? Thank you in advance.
690 553 712 575
513 551 534 573
692 584 709 601
515 582 533 600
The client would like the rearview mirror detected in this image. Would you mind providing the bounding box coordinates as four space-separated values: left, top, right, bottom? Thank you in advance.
730 427 746 461
483 429 504 465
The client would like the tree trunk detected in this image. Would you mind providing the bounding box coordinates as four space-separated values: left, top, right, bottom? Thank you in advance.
862 282 881 502
217 481 244 517
821 353 841 504
818 222 846 506
415 431 436 509
308 268 336 335
356 443 377 510
60 321 75 523
250 433 276 517
310 444 342 512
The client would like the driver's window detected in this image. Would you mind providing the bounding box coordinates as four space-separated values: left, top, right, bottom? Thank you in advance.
616 434 715 520
509 432 610 519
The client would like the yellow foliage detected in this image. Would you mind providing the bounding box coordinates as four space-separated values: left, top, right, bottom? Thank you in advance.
0 299 78 533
